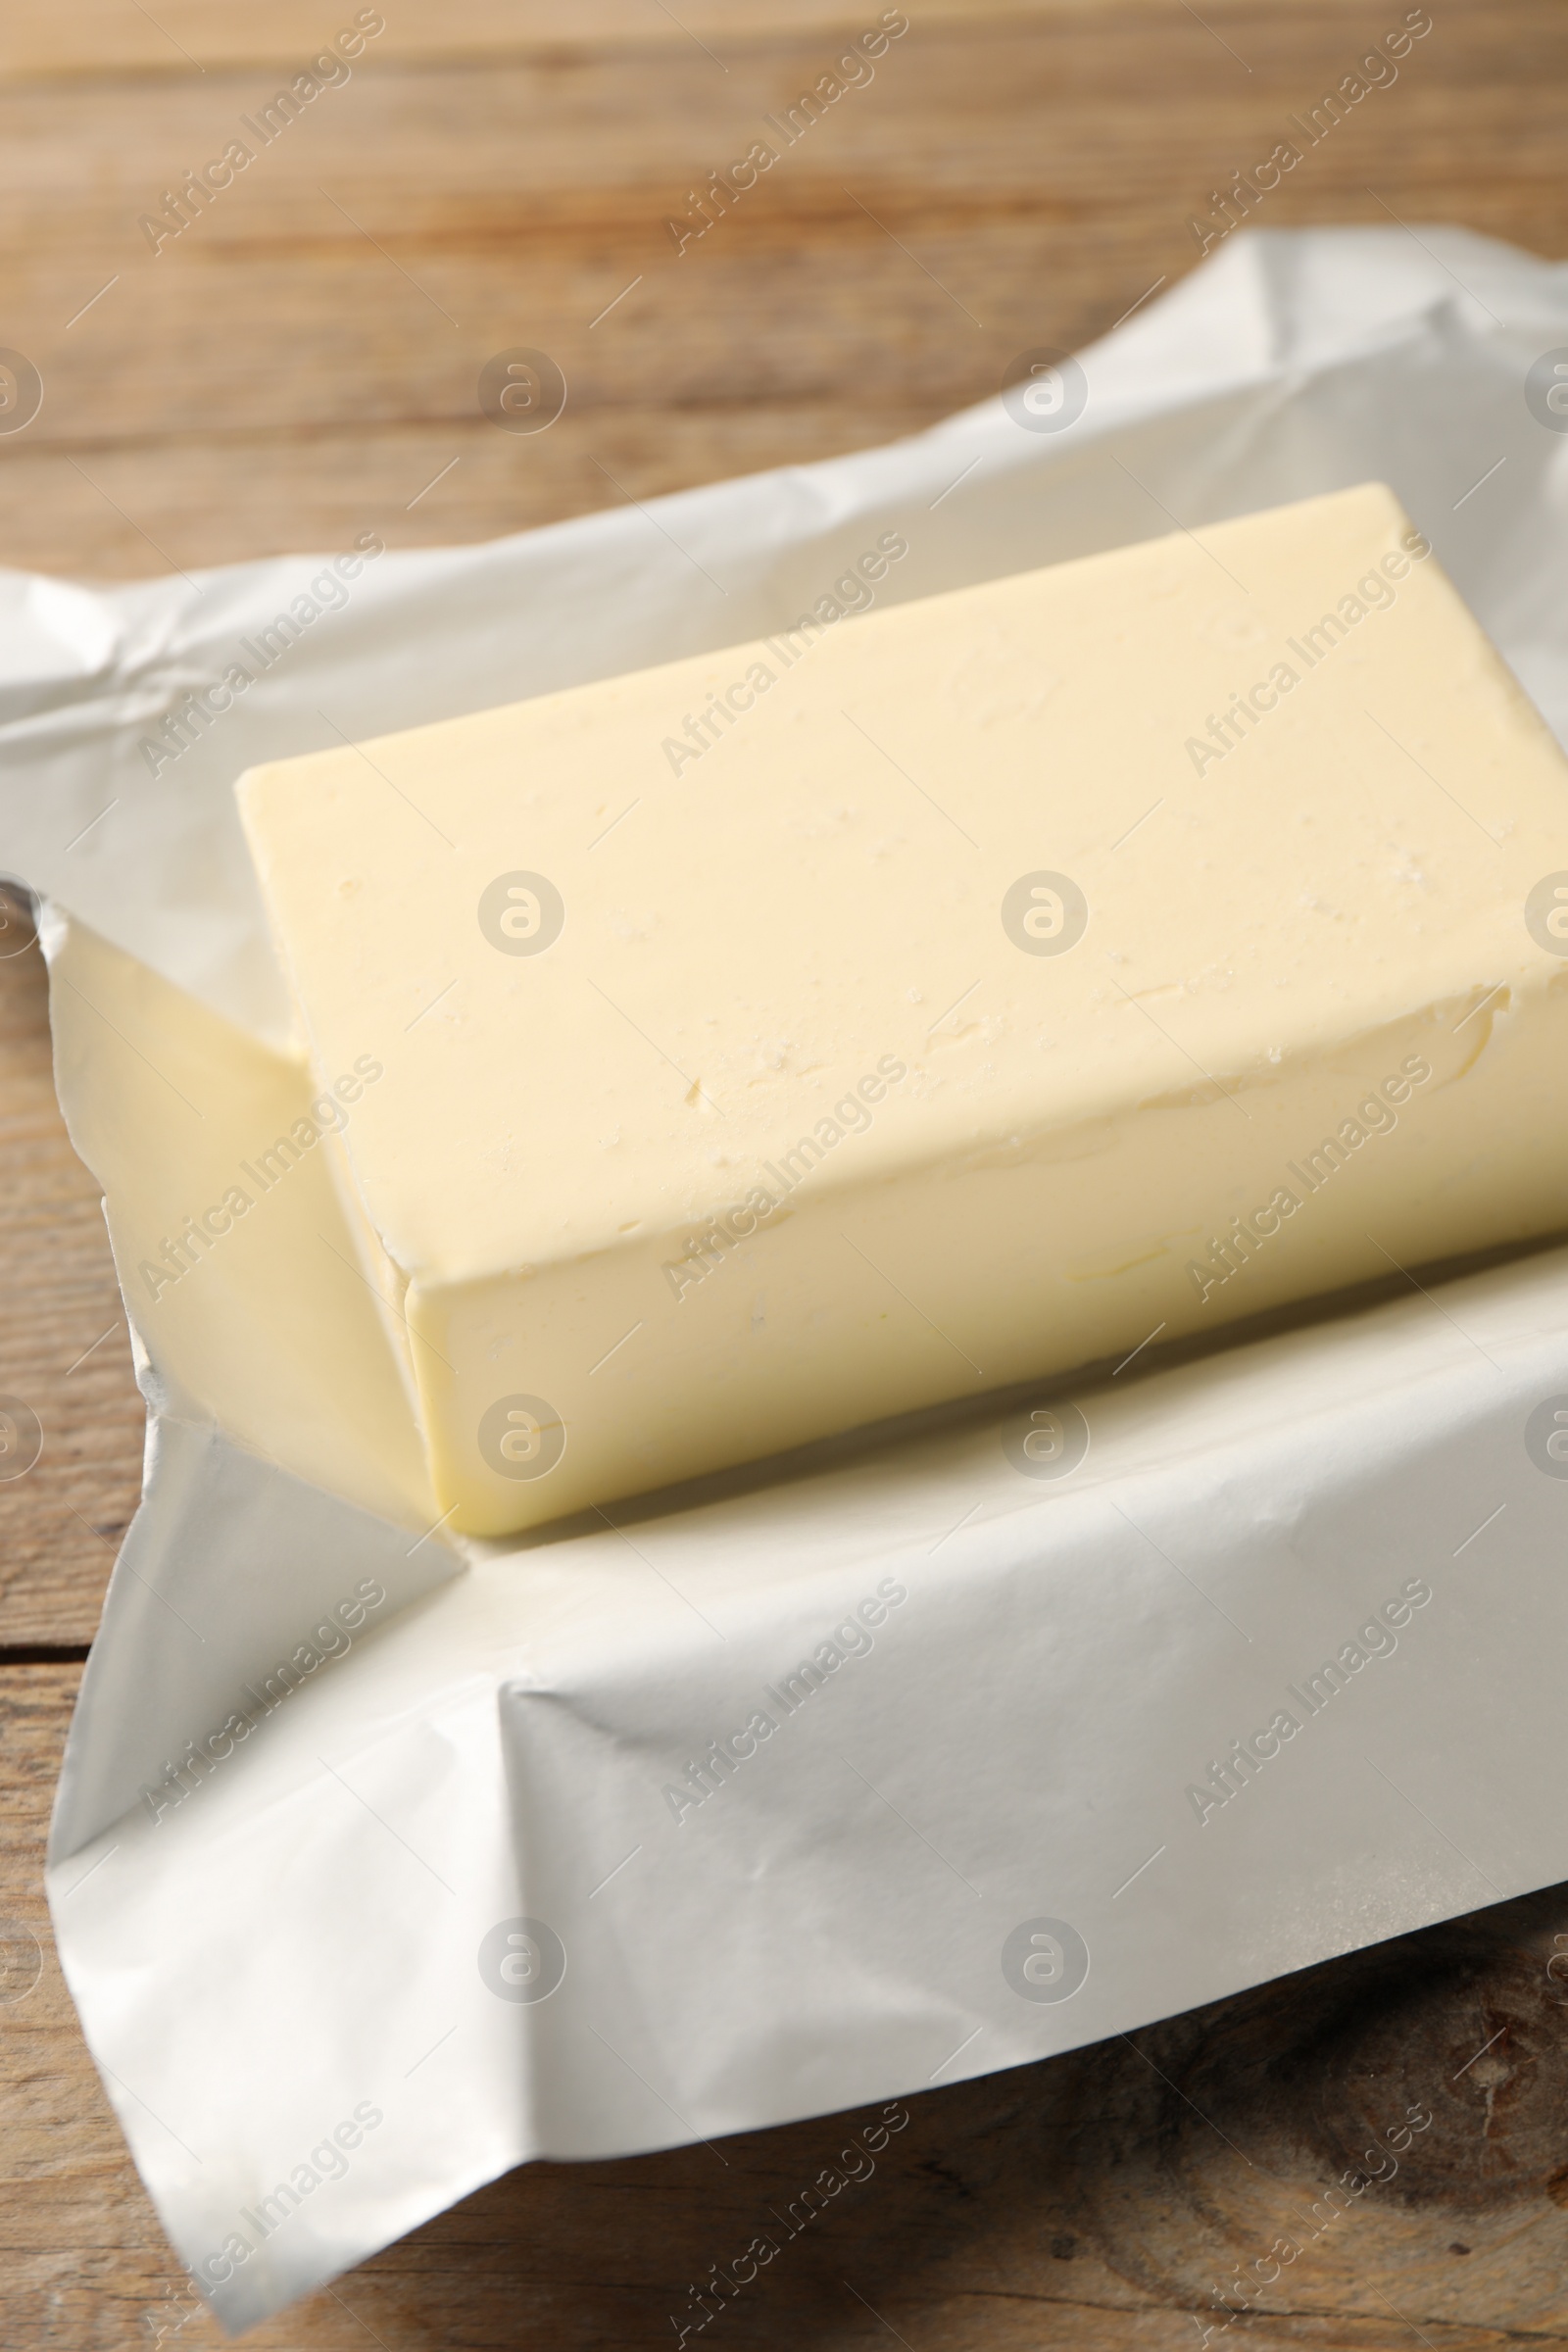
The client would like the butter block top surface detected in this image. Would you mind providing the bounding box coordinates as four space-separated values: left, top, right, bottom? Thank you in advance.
237 483 1568 1288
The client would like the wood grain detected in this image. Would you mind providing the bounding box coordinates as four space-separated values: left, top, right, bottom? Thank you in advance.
0 915 141 1650
3 0 1568 2343
0 5 1563 573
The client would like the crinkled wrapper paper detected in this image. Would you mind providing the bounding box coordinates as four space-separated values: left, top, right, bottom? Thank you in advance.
6 225 1568 2333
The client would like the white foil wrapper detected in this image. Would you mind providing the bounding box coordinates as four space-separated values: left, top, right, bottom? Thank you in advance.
8 224 1568 2333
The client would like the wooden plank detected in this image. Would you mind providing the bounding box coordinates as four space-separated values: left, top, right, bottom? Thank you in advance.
0 0 1117 82
0 7 1561 574
0 924 140 1650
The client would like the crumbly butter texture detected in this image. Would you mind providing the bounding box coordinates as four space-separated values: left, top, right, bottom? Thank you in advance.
237 483 1568 1537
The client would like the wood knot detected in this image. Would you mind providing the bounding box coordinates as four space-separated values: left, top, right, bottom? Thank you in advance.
1053 1886 1568 2328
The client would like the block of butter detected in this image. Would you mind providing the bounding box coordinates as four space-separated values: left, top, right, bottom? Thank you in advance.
237 483 1568 1537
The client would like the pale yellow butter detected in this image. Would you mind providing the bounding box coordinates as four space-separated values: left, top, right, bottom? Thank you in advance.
237 484 1568 1536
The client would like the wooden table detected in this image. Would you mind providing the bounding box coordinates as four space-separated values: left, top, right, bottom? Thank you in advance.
5 3 1568 2342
